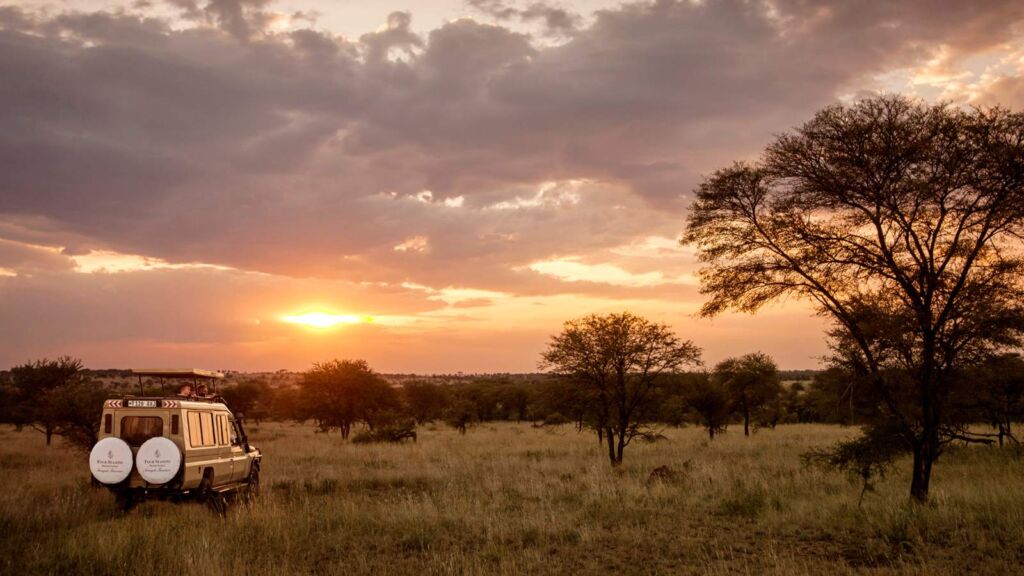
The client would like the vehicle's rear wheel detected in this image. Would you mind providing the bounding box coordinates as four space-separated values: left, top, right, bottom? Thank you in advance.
198 470 228 517
205 490 228 516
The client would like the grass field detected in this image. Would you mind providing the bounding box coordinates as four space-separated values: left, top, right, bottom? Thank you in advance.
1 422 1023 575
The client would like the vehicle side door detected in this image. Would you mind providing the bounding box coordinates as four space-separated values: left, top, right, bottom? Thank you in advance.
217 413 247 482
186 410 232 487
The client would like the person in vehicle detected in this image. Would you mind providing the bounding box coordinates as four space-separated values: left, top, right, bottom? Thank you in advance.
178 383 193 397
196 383 209 397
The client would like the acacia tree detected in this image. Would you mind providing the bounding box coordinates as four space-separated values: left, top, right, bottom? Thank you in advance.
684 96 1024 502
221 378 273 424
965 353 1024 446
47 380 109 450
401 381 450 424
713 352 783 436
540 312 702 466
9 357 84 445
682 373 731 440
299 359 398 439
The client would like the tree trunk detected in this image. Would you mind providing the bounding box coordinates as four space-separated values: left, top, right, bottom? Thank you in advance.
743 408 750 437
910 433 937 503
606 427 619 466
597 427 604 446
708 427 715 440
45 425 53 446
615 431 626 463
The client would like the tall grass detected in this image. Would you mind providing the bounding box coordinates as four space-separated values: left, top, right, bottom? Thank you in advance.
1 423 1021 575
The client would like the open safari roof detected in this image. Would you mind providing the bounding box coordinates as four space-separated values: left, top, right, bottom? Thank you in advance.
131 368 225 380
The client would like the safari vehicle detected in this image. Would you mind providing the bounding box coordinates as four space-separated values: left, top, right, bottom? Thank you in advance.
89 369 261 512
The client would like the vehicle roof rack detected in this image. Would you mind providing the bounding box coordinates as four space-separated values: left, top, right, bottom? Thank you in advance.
118 394 228 406
131 369 225 379
131 368 225 396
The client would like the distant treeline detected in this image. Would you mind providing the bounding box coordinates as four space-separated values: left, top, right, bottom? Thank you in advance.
0 359 832 446
207 366 850 434
3 354 1020 458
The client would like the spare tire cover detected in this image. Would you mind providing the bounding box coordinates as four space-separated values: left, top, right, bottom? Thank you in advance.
89 437 134 484
135 437 182 485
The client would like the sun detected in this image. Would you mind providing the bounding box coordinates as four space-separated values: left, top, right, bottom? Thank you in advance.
280 311 372 328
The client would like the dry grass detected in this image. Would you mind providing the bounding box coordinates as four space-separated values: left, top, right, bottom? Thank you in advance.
1 422 1022 575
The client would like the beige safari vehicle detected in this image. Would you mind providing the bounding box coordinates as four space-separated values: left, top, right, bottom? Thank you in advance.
89 369 261 512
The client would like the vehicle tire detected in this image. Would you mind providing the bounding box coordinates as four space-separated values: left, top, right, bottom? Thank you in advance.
204 489 228 516
246 463 261 501
197 471 212 497
196 471 225 516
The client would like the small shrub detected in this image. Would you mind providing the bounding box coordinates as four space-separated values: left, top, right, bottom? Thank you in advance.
718 484 768 518
351 420 418 444
542 412 570 426
647 465 684 485
802 425 906 507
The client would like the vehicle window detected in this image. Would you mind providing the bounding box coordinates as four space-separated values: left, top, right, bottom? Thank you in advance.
120 416 163 447
229 419 241 445
104 414 112 434
199 412 214 446
187 411 202 447
217 414 230 446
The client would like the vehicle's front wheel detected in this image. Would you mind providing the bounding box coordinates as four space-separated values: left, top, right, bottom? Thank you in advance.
244 463 260 503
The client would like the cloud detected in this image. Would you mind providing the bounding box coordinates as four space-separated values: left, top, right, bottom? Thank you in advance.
5 0 1024 288
69 249 235 274
2 0 1024 369
527 257 696 287
393 236 430 253
468 0 581 36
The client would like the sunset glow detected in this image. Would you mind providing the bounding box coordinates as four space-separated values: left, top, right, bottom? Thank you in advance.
281 312 371 329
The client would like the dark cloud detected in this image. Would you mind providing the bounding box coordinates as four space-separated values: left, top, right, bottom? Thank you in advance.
469 0 581 36
1 0 1023 291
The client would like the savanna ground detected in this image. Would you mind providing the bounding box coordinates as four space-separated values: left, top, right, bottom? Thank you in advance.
1 422 1023 575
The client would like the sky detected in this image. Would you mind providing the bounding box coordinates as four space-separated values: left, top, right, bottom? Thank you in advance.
2 0 1024 373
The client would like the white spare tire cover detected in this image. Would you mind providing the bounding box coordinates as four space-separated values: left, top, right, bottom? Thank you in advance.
135 437 182 485
89 437 134 484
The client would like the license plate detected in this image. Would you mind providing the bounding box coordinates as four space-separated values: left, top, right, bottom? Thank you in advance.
127 400 158 408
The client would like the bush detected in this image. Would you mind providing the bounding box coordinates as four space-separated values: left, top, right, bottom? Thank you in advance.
802 425 906 506
542 412 570 426
718 483 769 518
351 420 418 444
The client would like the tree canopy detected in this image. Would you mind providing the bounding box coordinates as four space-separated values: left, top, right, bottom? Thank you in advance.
684 95 1024 501
713 352 783 437
299 359 399 439
540 312 701 465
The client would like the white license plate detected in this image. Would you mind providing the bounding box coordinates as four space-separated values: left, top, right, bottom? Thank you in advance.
127 400 158 408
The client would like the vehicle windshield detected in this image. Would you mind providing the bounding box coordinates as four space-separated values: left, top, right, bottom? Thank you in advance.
121 416 163 446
